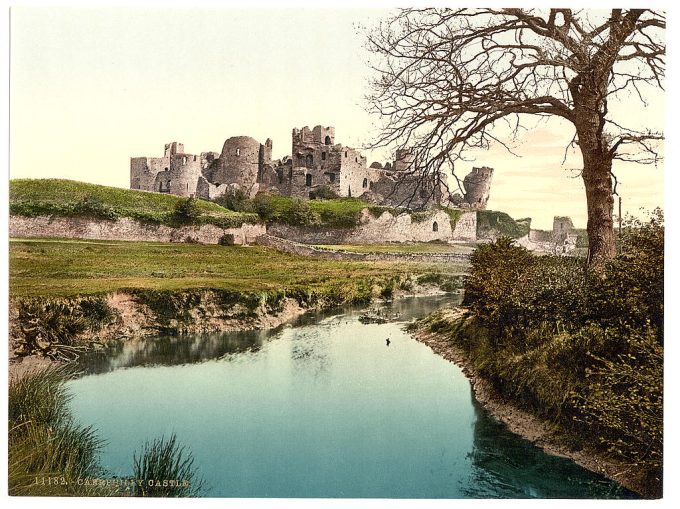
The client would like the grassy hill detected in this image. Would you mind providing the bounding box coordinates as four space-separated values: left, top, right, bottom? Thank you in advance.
9 179 259 227
253 194 466 229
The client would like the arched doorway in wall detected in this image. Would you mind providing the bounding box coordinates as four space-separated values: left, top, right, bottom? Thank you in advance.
306 174 313 187
362 178 368 189
432 221 439 232
325 135 332 145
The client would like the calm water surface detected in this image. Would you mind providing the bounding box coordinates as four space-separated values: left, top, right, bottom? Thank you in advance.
67 295 635 498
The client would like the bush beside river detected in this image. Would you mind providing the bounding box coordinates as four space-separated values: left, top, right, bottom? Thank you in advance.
418 210 663 498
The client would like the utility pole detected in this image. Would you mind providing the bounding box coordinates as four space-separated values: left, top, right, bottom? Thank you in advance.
618 196 623 254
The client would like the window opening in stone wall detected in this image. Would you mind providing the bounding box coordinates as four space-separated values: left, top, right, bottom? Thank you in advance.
236 148 241 156
329 173 336 183
362 178 368 188
325 135 332 145
345 151 348 157
433 221 439 232
183 156 187 165
194 155 197 161
306 154 314 167
306 174 312 187
322 152 326 161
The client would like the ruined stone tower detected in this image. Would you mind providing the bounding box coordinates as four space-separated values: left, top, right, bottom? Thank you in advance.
394 148 416 172
463 166 494 208
213 136 271 198
448 166 494 209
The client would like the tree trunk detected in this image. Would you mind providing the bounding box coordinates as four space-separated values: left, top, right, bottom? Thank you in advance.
581 145 616 270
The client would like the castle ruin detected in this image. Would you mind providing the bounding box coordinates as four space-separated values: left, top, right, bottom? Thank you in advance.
450 166 494 209
130 126 493 210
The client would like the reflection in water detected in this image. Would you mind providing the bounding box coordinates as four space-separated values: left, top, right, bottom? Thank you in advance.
68 294 632 499
290 328 330 379
81 295 461 375
81 329 270 375
464 393 637 499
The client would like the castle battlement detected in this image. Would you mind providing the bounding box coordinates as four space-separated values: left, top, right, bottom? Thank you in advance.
130 126 492 209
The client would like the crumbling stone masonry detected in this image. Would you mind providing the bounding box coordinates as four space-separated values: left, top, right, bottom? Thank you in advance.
130 126 493 211
450 167 494 209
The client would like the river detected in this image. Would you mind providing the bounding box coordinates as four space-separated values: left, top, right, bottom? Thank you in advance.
66 295 635 498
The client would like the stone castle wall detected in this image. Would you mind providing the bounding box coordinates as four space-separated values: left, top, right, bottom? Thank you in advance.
256 234 469 263
9 215 265 245
267 209 476 244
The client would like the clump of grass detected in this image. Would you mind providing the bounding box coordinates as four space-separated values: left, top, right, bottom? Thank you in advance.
132 434 205 497
9 367 207 497
8 367 109 496
416 272 464 292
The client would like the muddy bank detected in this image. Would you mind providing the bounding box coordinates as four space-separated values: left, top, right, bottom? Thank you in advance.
9 284 448 381
414 312 648 498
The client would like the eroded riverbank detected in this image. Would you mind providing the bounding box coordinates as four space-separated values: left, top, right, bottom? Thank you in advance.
414 309 648 498
8 282 454 381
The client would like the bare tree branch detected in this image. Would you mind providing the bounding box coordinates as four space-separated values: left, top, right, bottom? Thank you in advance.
362 8 664 268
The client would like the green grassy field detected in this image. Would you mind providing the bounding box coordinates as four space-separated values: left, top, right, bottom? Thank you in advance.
10 179 258 227
9 238 468 298
313 242 477 255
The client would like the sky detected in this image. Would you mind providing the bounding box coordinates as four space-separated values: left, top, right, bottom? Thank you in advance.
9 6 666 230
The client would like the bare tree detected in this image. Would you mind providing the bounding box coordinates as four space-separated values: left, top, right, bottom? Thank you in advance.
364 8 664 269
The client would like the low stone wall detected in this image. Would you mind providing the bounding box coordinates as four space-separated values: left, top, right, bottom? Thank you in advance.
268 209 477 244
256 234 469 263
9 215 266 245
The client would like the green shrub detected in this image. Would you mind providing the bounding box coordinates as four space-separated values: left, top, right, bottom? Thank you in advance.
437 212 664 496
214 188 254 213
253 192 275 220
310 185 339 200
476 210 530 238
284 198 320 226
172 197 201 224
575 328 662 493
